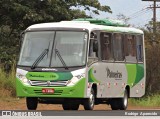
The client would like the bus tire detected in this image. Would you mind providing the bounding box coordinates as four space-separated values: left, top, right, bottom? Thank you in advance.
110 89 128 110
26 97 38 110
62 103 79 110
71 103 79 110
83 88 95 110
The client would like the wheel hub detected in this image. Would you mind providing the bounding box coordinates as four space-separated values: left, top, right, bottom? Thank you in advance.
124 92 128 107
89 93 94 107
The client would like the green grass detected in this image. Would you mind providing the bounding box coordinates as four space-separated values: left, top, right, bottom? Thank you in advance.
0 67 16 98
129 94 160 107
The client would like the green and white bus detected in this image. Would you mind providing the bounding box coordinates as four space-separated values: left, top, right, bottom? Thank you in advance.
16 19 146 110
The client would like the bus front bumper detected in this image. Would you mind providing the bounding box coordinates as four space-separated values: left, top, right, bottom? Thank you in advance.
16 78 86 98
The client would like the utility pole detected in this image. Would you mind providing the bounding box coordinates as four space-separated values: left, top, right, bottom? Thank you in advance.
153 0 157 38
142 0 160 45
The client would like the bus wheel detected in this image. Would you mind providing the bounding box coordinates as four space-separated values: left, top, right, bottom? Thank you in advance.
83 88 95 110
26 97 38 110
120 89 128 110
110 89 128 110
62 103 79 110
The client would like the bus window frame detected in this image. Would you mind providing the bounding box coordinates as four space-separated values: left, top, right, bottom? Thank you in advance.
123 33 144 64
87 30 144 65
87 30 100 66
99 31 114 62
136 34 144 63
112 33 125 62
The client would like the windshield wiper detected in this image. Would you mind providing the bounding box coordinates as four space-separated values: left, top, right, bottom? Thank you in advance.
31 49 49 69
55 49 68 70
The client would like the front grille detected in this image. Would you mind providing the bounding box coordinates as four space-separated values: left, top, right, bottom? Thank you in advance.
29 80 68 87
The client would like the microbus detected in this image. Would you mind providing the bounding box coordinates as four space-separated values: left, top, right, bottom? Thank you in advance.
16 19 146 110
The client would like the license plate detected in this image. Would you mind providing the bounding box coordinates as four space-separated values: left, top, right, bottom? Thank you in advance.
42 89 54 94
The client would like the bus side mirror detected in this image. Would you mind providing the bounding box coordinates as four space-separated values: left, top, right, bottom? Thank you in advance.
93 40 98 52
20 31 25 43
20 31 25 41
19 31 25 51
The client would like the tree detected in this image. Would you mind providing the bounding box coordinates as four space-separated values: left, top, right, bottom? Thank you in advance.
0 0 112 69
116 13 130 25
142 21 160 94
0 0 111 30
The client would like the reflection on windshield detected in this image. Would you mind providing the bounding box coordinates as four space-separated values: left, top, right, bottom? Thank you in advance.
51 31 87 67
18 31 88 68
18 31 54 67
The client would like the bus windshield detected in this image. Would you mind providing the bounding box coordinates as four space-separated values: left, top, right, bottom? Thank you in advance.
18 31 88 68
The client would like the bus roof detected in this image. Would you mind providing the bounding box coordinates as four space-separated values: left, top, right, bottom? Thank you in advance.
27 21 143 34
73 18 127 27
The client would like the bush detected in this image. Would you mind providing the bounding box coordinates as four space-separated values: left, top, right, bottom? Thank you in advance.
145 45 160 94
0 66 16 98
130 94 160 107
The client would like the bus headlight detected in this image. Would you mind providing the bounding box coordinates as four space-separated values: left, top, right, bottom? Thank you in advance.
67 74 84 86
16 73 30 86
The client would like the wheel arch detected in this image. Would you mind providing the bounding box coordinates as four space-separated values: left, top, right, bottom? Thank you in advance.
92 83 97 97
125 85 130 98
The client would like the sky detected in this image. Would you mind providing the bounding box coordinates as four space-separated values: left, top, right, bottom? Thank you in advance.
94 0 160 27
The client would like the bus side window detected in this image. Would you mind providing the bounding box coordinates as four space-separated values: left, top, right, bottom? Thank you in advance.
124 35 137 62
89 32 98 57
136 35 143 62
100 32 113 61
113 33 124 61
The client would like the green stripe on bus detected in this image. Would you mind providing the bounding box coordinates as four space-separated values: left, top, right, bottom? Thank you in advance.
126 64 144 87
134 64 144 86
26 72 73 81
126 64 137 87
88 68 100 83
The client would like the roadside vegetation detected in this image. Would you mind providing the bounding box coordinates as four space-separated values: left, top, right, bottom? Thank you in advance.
0 66 16 98
1 0 160 107
129 94 160 107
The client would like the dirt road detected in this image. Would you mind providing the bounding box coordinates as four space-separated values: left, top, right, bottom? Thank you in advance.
1 98 160 110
